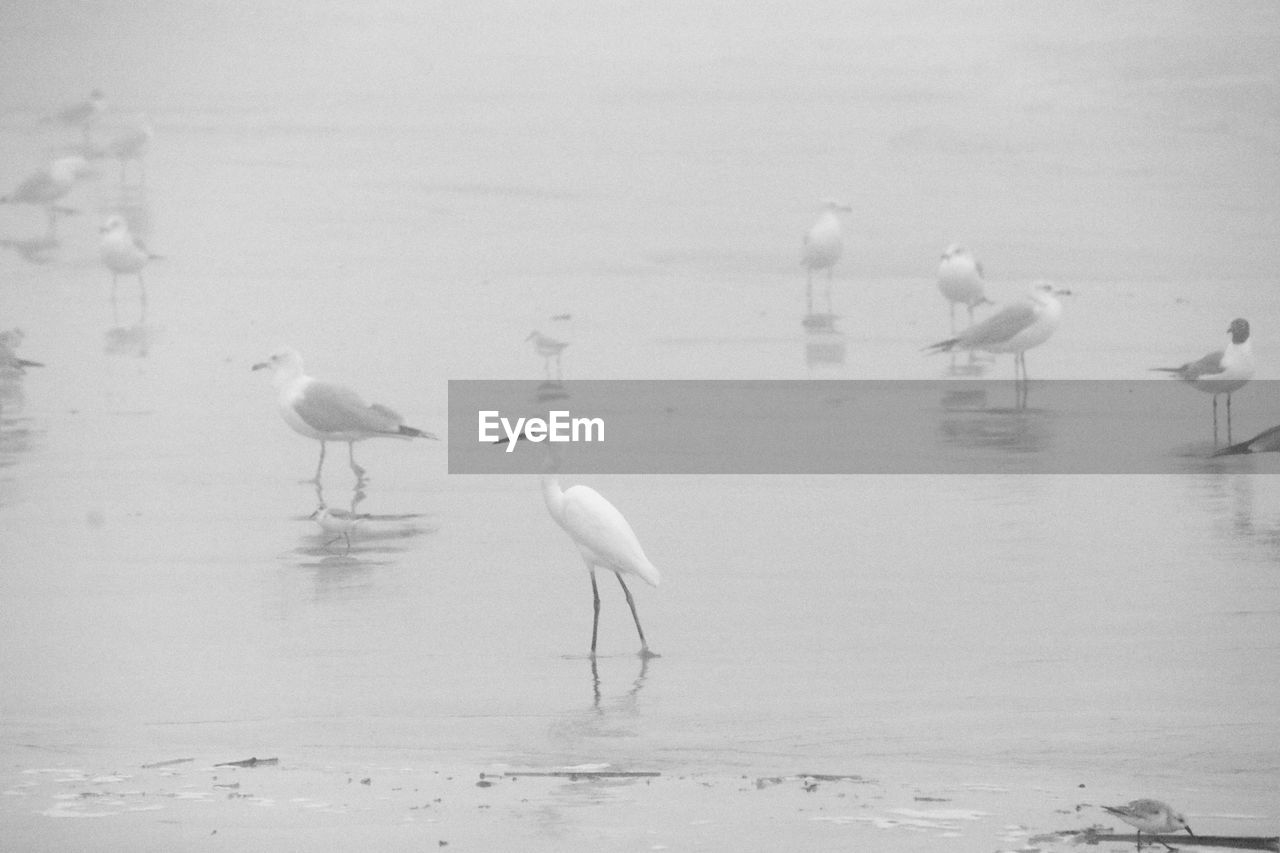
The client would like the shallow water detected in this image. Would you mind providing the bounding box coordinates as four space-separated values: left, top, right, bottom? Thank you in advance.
2 0 1279 847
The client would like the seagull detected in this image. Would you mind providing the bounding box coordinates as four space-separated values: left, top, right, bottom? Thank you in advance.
801 200 852 314
1 156 91 237
100 115 153 186
0 329 44 372
1101 799 1194 851
100 215 160 322
924 281 1070 394
252 347 438 483
43 89 106 139
1152 318 1253 445
936 243 990 332
527 331 569 380
495 437 660 657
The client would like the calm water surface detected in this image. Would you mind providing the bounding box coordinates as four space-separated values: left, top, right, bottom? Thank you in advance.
1 0 1278 841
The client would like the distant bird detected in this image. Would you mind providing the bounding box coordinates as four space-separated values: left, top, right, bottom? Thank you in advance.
100 115 153 186
1 156 91 237
310 506 369 553
925 280 1070 387
801 200 852 314
43 89 106 139
252 347 438 483
495 436 661 657
527 331 569 380
0 329 43 372
936 244 990 332
99 215 160 322
1151 318 1253 445
1101 799 1194 851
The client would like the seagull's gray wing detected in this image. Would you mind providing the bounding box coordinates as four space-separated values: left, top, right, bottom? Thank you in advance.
294 380 402 435
1176 349 1225 380
956 300 1036 348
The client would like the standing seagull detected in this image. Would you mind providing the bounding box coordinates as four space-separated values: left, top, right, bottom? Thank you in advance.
801 200 852 314
43 89 106 141
1101 799 1194 851
99 215 160 323
252 347 438 483
925 281 1070 402
101 115 153 186
936 243 990 332
1151 318 1253 445
1 156 91 238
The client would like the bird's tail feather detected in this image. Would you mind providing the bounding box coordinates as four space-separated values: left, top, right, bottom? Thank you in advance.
399 425 438 440
923 338 959 354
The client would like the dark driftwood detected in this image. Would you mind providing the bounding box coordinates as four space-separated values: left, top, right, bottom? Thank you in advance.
214 757 279 768
503 770 660 779
1079 829 1279 851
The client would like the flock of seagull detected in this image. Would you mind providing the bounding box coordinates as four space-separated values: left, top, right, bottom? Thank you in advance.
0 90 155 322
0 92 1246 846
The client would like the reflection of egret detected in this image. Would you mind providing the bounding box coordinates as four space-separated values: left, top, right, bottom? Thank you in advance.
498 437 661 657
99 215 160 323
252 347 438 483
936 244 989 333
1100 799 1194 850
1 156 91 238
100 115 153 186
925 281 1069 405
801 200 851 314
1151 318 1253 446
0 329 44 372
43 89 106 140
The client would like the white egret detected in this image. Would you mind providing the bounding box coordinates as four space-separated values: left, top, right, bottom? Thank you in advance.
1152 318 1253 445
1101 799 1194 851
801 200 852 314
496 436 661 657
252 347 437 482
936 243 989 332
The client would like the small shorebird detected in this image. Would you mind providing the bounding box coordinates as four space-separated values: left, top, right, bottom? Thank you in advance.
253 347 438 483
310 506 369 553
99 215 160 322
1151 318 1253 445
1101 799 1194 850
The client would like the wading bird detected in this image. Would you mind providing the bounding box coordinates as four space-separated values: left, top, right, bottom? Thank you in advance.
496 435 660 657
1101 799 1194 851
801 200 852 314
1151 318 1253 446
252 347 437 483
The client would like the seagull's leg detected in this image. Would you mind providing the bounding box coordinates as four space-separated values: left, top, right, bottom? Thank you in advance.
615 573 656 657
312 440 327 483
347 441 366 480
137 272 147 323
1226 393 1233 444
1212 396 1219 446
555 352 563 381
110 273 120 325
589 568 601 656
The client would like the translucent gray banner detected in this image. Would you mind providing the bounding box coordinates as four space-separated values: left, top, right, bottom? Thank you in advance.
448 380 1280 474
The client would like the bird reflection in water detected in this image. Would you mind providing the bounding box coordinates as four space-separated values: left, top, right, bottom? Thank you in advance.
802 311 845 377
936 387 1053 456
589 653 653 713
0 334 42 469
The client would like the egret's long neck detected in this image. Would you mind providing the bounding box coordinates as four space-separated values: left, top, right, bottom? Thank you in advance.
540 473 566 525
